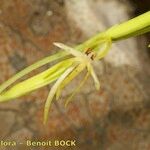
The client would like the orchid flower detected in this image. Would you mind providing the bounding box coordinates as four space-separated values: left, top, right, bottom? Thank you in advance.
0 11 150 124
0 38 111 124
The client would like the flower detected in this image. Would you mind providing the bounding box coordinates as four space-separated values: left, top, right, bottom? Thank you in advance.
0 11 149 123
0 35 111 124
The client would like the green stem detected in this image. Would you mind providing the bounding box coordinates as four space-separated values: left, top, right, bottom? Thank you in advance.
106 11 150 41
78 11 150 50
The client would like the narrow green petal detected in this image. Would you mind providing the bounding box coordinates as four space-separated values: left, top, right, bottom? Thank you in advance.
97 38 112 59
0 58 75 102
88 63 100 90
56 63 86 100
54 42 84 58
44 66 76 124
0 51 67 93
65 71 90 107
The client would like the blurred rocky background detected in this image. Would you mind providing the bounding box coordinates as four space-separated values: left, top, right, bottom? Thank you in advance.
0 0 150 150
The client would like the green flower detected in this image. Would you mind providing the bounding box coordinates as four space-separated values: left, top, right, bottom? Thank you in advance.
0 37 111 124
0 11 150 124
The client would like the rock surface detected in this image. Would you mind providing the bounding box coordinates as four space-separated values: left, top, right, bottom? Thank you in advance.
0 0 149 150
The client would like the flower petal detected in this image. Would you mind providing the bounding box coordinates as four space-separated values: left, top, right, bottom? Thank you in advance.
65 71 90 107
56 63 86 100
87 63 100 90
44 66 76 124
97 38 112 59
0 51 67 93
54 42 84 58
0 58 75 102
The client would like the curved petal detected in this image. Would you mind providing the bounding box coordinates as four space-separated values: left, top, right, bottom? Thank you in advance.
44 66 76 124
87 63 100 90
97 38 112 59
65 71 90 107
0 51 67 93
0 58 75 102
54 42 84 58
56 63 86 100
